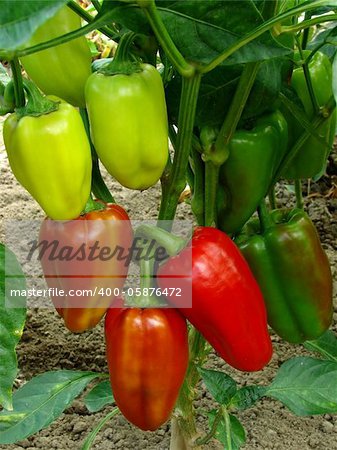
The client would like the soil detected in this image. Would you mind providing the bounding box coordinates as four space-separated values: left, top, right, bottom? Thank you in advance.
0 116 336 450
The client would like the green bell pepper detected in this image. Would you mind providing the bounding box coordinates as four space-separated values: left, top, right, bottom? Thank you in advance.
85 63 168 190
236 208 333 343
217 110 288 235
20 6 92 108
282 50 336 180
4 82 92 220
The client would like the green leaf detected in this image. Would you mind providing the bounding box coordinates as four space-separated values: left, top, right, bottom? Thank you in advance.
267 356 337 416
199 368 237 406
0 371 100 444
0 244 26 411
304 331 337 362
113 0 292 66
0 0 69 55
230 385 267 411
84 380 114 413
209 410 246 450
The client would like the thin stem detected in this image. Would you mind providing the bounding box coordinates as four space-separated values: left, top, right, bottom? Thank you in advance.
297 44 320 114
81 408 119 450
215 62 260 157
204 162 219 227
222 407 233 450
301 11 311 49
201 0 330 74
294 179 304 209
9 59 25 108
173 328 207 447
68 1 118 40
268 186 277 210
196 408 223 446
16 79 58 117
140 0 195 77
135 224 187 256
79 108 115 203
136 257 164 307
14 12 114 58
257 199 273 232
91 0 101 12
190 146 204 225
158 73 202 223
281 14 337 34
104 32 138 73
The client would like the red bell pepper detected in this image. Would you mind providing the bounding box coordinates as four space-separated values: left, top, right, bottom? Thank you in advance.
157 227 273 372
39 203 133 332
105 302 188 431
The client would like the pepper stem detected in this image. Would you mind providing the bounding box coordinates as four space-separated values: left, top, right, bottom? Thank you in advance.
16 79 59 118
204 162 219 227
295 179 304 210
102 32 141 76
10 58 25 108
257 199 274 232
79 108 115 203
135 224 188 257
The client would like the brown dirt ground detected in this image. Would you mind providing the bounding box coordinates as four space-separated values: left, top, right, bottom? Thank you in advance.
0 117 337 450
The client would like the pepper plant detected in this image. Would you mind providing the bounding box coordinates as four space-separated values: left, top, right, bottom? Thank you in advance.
1 1 337 449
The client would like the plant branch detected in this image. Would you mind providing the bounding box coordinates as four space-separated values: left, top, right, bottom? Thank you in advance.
13 10 117 58
138 0 195 77
281 14 337 34
195 408 223 446
215 62 260 157
222 407 233 450
158 72 202 223
68 1 119 40
10 58 25 107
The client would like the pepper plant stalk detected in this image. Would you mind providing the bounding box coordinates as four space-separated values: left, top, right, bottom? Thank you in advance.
190 145 205 225
297 43 320 114
158 72 202 224
9 58 25 108
137 0 195 78
80 108 115 204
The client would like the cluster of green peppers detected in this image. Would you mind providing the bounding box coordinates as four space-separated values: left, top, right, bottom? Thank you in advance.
213 47 335 345
5 6 169 222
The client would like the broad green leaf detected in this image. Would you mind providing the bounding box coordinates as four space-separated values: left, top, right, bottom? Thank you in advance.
0 244 26 411
0 0 69 55
209 410 246 450
167 58 281 127
304 331 337 362
230 385 267 411
267 356 337 416
0 371 100 444
111 0 292 66
84 380 114 413
199 368 237 406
